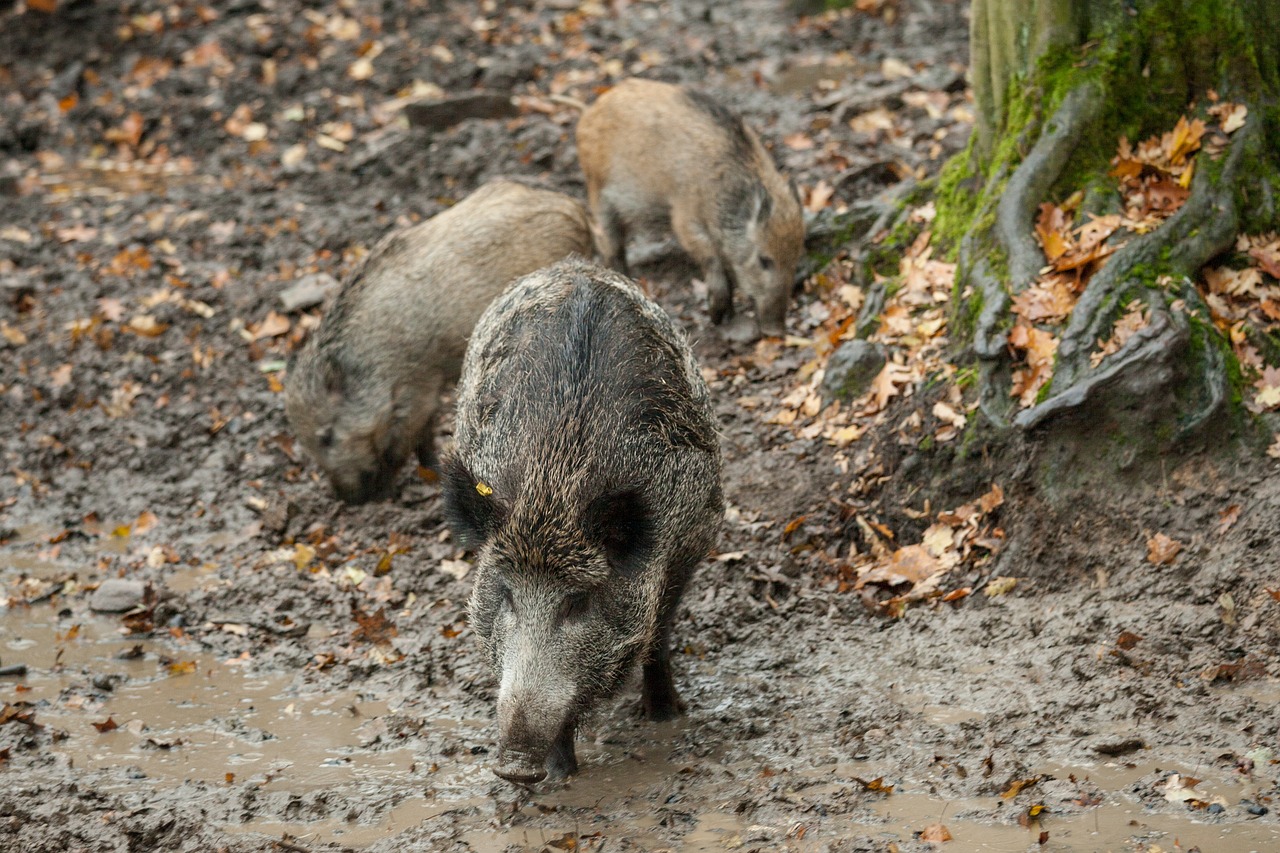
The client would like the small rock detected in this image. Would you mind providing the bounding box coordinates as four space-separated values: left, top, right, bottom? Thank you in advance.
1245 803 1268 816
1207 803 1225 815
404 92 519 132
278 273 339 312
90 579 147 613
1091 737 1146 756
822 339 887 401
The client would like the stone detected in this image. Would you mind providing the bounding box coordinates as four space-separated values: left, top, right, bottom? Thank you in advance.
822 339 887 401
279 273 339 312
90 579 148 613
403 93 519 132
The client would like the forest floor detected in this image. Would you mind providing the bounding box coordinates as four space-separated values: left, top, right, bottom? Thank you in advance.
2 0 1280 851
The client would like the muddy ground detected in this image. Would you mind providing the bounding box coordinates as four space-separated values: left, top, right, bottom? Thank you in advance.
2 0 1280 851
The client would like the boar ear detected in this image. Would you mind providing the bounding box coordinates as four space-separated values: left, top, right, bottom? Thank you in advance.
441 456 501 549
583 490 654 575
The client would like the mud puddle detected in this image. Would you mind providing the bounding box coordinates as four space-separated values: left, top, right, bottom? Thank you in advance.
6 600 1275 850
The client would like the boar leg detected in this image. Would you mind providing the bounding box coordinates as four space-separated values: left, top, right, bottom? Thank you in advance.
414 411 438 469
595 202 630 275
703 260 734 326
544 718 579 780
641 639 684 721
672 208 732 323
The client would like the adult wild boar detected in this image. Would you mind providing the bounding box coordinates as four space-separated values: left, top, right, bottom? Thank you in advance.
285 180 592 504
442 259 723 784
576 78 805 337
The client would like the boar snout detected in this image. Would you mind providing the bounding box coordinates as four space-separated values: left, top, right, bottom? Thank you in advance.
493 749 547 785
494 696 577 784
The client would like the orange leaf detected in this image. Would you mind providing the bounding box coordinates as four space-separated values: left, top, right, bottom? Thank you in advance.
919 823 952 843
1216 504 1240 536
1146 533 1182 566
92 716 118 733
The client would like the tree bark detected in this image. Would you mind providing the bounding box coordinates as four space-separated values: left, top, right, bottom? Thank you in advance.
939 0 1280 448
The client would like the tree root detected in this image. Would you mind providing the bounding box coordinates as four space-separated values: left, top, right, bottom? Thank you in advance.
969 86 1255 435
1054 121 1251 387
1014 123 1254 433
996 83 1104 291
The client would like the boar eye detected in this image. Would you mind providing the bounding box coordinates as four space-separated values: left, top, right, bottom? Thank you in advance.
317 427 335 449
558 591 590 623
759 256 775 271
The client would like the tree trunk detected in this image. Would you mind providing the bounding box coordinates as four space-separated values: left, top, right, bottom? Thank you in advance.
936 0 1280 457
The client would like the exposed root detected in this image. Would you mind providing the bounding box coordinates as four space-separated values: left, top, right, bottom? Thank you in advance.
1014 300 1183 430
996 83 1104 291
975 96 1256 435
1054 122 1251 387
968 255 1013 428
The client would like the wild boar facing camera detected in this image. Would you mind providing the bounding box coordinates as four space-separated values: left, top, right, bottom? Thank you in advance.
284 180 592 504
576 78 805 337
442 259 723 784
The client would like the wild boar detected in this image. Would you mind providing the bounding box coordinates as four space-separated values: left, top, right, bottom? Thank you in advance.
575 78 805 337
442 259 723 784
285 179 593 504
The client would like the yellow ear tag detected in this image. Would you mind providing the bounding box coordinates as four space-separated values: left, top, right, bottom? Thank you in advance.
475 482 493 496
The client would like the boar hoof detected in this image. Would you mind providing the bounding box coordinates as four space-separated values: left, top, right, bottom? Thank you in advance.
642 660 686 721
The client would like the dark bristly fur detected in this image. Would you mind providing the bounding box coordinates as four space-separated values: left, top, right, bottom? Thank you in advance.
284 179 592 504
444 259 723 785
576 78 805 337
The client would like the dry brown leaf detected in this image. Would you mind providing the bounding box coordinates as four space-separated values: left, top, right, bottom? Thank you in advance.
249 311 291 341
919 823 952 843
1116 630 1143 650
805 180 834 213
856 545 942 590
1089 301 1148 368
984 576 1017 597
1217 504 1241 536
1008 323 1059 407
1012 277 1077 323
1146 533 1182 565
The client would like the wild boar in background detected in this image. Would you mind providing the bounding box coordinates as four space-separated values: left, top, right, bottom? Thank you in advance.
285 180 592 503
576 78 805 338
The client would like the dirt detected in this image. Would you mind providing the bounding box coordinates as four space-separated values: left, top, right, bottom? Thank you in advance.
2 1 1280 851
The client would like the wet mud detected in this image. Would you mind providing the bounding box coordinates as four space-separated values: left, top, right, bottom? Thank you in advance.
3 0 1280 851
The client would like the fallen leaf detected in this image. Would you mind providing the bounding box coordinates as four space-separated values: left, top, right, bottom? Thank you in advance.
352 605 397 645
1002 776 1042 799
249 311 290 341
853 776 895 793
919 823 952 843
1146 533 1182 566
984 576 1017 597
1217 504 1241 535
92 716 119 733
439 558 471 580
167 660 197 675
1116 630 1142 650
2 323 29 346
